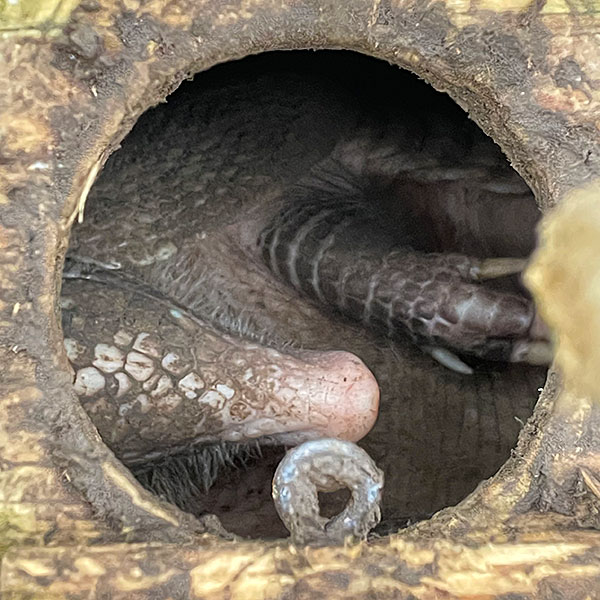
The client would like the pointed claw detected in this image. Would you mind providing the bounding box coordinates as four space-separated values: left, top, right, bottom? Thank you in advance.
510 340 554 366
530 311 551 341
470 257 528 281
423 346 474 375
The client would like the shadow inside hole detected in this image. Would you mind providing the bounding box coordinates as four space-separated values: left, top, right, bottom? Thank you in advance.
63 49 547 540
319 489 352 519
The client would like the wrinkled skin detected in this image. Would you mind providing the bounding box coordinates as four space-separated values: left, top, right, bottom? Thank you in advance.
63 53 547 533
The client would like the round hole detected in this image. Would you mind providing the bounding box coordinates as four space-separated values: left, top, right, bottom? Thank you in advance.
61 50 548 541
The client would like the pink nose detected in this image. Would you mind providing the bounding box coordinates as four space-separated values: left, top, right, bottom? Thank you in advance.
217 347 380 446
296 350 380 442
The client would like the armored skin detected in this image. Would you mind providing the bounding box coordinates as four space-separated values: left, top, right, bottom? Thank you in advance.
63 57 548 539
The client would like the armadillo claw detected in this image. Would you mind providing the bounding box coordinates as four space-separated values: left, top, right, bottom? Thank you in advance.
469 257 528 281
272 438 384 546
510 339 554 366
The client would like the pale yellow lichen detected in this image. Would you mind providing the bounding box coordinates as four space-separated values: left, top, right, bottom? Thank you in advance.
525 180 600 399
541 0 600 14
0 0 80 35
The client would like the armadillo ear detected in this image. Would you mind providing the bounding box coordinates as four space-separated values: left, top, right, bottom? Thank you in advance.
525 181 600 400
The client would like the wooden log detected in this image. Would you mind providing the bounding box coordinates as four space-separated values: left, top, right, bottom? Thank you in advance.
2 521 600 598
1 0 600 597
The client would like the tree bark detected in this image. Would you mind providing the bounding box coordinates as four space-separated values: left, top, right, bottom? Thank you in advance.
1 0 600 597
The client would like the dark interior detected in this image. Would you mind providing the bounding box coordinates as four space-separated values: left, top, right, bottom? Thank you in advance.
61 50 547 540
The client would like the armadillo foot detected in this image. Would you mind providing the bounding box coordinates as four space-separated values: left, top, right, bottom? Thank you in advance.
259 194 553 371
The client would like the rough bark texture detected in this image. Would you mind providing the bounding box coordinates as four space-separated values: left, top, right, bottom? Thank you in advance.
1 0 600 598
